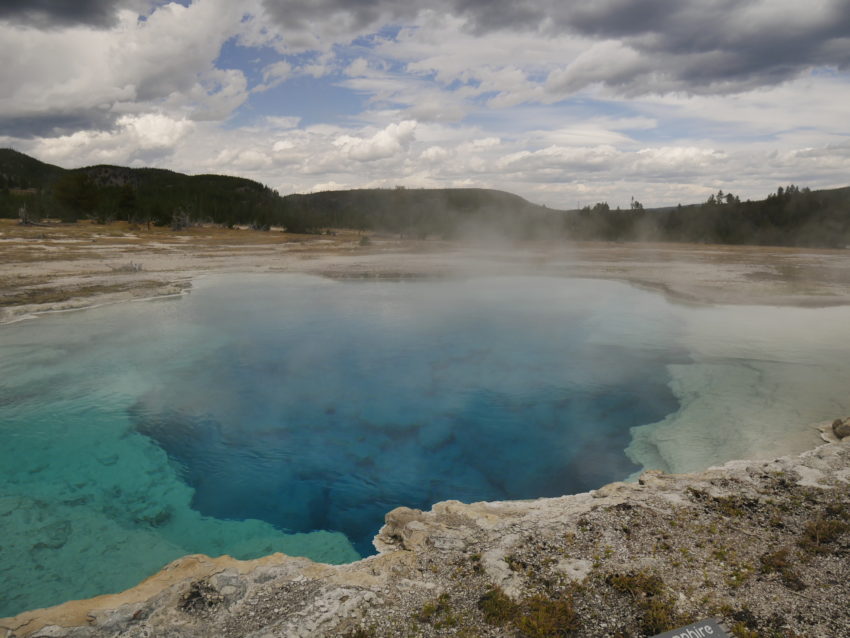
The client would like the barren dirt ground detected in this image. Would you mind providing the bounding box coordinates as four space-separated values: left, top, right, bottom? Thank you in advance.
3 219 850 323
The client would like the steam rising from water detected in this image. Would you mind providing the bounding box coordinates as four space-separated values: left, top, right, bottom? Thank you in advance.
1 273 849 616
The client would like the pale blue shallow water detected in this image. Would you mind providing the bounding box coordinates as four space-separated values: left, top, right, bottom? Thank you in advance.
4 273 843 616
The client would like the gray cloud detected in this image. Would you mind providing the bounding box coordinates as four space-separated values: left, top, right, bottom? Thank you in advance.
0 0 151 29
261 0 850 94
0 0 245 138
0 111 117 139
259 0 416 49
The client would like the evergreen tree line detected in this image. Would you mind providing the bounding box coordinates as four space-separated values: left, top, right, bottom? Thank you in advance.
560 186 850 248
0 150 551 237
0 164 280 228
2 149 849 248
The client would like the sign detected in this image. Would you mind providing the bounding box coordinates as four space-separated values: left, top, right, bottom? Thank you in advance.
651 618 731 638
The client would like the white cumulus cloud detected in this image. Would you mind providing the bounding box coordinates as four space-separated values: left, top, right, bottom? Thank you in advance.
334 120 417 161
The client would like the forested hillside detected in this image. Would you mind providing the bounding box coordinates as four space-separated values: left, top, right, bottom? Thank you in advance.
277 188 551 237
0 149 278 228
0 149 548 237
563 186 850 248
2 148 849 247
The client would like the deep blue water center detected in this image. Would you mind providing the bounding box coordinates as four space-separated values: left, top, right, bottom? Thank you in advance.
129 275 681 555
0 274 688 615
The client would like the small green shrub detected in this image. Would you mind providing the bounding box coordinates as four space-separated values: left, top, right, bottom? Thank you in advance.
416 592 452 624
730 622 760 638
417 601 437 623
825 503 849 519
798 517 849 554
758 548 806 589
640 596 680 635
607 571 664 598
714 496 747 517
514 595 579 638
607 570 684 634
477 587 518 625
759 548 789 573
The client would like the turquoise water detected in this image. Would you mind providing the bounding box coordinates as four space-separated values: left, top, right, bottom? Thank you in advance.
2 274 849 617
128 276 682 556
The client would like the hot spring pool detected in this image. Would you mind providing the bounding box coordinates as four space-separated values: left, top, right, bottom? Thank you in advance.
1 274 849 616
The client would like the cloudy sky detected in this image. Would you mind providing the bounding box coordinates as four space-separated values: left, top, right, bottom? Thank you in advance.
1 0 849 208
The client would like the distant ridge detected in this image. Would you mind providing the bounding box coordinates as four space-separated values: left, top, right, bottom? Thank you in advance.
0 148 65 189
1 148 849 247
0 148 551 237
277 187 550 235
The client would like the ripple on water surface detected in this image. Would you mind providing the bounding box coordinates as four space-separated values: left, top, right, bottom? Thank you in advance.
2 274 849 617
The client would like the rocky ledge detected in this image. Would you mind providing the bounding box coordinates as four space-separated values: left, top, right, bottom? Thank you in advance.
3 420 850 638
